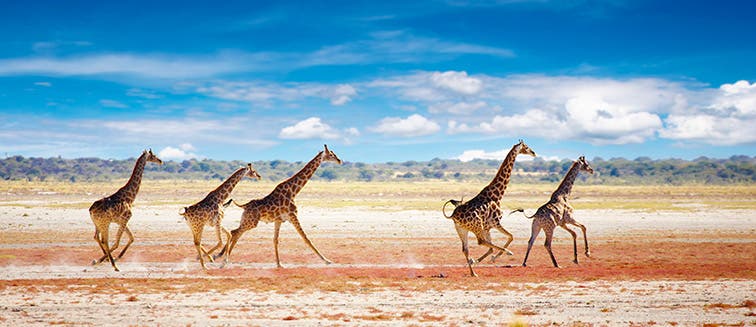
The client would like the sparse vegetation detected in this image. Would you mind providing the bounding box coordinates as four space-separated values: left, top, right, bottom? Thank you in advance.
1 155 754 184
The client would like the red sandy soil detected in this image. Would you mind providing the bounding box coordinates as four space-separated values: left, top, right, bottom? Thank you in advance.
1 235 754 293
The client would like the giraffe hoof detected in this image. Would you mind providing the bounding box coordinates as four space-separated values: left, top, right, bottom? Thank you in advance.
573 259 579 264
505 249 514 256
324 259 334 265
91 259 98 265
522 263 527 267
585 252 591 258
467 259 477 265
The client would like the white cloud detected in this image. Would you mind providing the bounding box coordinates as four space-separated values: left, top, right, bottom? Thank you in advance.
456 148 561 162
370 70 488 104
159 145 200 160
659 80 756 145
34 81 52 87
430 71 482 95
330 84 357 105
344 127 360 137
371 114 440 137
197 81 357 106
179 143 196 152
0 53 246 79
279 117 340 140
99 99 128 109
304 31 514 67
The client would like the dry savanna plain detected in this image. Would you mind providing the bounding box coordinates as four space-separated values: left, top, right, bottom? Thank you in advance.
0 180 754 326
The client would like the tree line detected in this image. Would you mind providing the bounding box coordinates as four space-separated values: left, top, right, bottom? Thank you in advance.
0 155 754 185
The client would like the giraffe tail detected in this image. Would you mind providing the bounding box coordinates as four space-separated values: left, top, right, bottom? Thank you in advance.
179 207 187 217
442 197 463 219
222 199 233 208
509 208 535 219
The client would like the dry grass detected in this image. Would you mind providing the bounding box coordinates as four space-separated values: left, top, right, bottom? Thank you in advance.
2 180 755 211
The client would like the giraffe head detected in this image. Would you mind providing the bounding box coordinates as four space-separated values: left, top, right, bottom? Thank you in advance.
145 149 163 165
322 144 343 165
516 139 537 158
245 163 262 180
577 155 594 174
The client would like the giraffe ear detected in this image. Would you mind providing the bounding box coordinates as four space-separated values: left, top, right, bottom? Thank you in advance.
247 163 252 170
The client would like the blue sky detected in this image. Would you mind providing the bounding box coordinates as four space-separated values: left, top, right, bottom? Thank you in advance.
1 0 755 163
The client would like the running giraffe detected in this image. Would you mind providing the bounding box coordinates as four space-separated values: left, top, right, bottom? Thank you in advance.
180 164 261 270
516 155 593 268
89 149 162 271
215 145 342 267
444 140 536 277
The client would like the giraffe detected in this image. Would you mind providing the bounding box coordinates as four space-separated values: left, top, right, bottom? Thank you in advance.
215 144 342 268
89 149 163 271
179 163 261 270
517 156 593 268
445 140 536 277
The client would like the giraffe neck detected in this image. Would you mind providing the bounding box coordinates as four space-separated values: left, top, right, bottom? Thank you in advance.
116 152 148 204
205 167 248 204
551 162 581 201
278 151 323 198
479 144 521 202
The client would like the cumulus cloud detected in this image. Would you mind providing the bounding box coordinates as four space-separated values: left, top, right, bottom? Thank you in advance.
279 117 340 140
659 80 756 145
330 84 358 105
371 114 440 137
370 70 485 103
430 71 483 95
159 144 200 160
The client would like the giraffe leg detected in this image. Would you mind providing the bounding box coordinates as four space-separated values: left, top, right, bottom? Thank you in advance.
96 223 125 264
522 222 541 267
288 213 333 265
217 226 232 267
115 225 135 260
99 227 119 271
455 224 477 277
544 229 559 268
217 214 259 264
192 229 211 271
490 224 515 262
273 221 283 268
217 228 241 265
476 248 494 264
475 231 494 263
572 222 590 257
561 225 579 264
92 229 110 265
205 223 224 259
